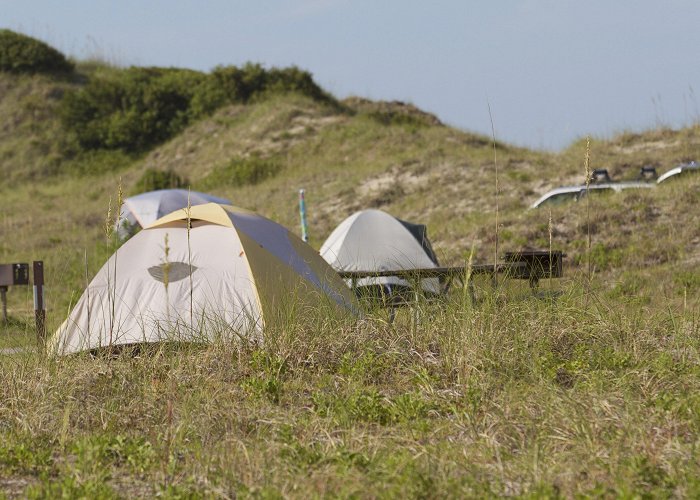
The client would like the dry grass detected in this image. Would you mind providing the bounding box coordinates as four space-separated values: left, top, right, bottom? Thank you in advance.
1 288 699 497
1 70 700 497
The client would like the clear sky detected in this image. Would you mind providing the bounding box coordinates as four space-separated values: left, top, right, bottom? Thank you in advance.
4 0 700 150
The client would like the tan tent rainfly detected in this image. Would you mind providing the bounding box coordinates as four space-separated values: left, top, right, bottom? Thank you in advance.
51 203 358 355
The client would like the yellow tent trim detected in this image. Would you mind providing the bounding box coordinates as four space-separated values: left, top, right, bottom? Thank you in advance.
147 203 252 229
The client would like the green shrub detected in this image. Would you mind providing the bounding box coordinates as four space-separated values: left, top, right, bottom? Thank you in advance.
0 29 74 75
61 63 335 153
674 269 700 294
608 271 647 299
366 110 430 129
189 63 334 118
63 149 135 176
60 66 206 152
134 168 188 193
0 438 53 474
198 156 281 189
242 352 287 403
574 242 625 271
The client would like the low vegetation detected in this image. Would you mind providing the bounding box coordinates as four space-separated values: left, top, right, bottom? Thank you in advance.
197 155 282 190
59 63 337 154
2 285 699 497
134 168 189 194
1 32 700 497
0 30 74 75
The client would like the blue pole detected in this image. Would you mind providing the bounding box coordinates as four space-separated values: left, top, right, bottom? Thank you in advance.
299 189 309 243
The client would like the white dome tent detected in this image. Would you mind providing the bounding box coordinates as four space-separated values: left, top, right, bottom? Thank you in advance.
52 203 358 355
320 209 441 297
116 189 231 239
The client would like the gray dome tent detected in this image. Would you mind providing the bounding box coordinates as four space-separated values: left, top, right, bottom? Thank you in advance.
320 209 441 298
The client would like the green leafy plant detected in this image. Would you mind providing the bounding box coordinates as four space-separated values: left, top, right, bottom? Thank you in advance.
0 439 53 475
190 63 335 117
242 351 287 403
0 29 74 75
60 63 335 154
134 168 188 193
197 156 281 189
60 67 205 152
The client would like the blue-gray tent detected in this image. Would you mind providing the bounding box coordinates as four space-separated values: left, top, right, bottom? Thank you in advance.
116 189 231 239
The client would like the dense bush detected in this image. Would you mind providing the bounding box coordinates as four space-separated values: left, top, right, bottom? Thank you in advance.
60 67 206 151
197 156 281 189
61 63 334 153
134 168 188 193
189 63 333 117
0 29 74 74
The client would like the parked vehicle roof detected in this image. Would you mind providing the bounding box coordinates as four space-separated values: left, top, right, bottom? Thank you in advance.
657 161 699 183
530 182 653 208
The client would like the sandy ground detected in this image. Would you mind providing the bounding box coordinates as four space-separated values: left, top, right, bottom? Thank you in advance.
0 347 28 355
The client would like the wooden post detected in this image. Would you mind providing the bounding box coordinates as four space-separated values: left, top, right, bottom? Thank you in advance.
33 261 46 353
1 286 7 323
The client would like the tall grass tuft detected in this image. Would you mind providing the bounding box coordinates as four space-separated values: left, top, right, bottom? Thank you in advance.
103 196 115 347
1 277 699 496
487 102 500 284
162 233 171 323
100 178 124 349
583 136 592 302
186 189 193 333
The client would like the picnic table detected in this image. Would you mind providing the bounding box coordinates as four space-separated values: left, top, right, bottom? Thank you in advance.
338 250 564 318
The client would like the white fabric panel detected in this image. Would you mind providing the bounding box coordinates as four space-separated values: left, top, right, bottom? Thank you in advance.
318 211 362 267
54 223 261 354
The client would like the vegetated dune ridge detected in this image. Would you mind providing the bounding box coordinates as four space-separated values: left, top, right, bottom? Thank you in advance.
1 68 699 312
1 53 700 498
